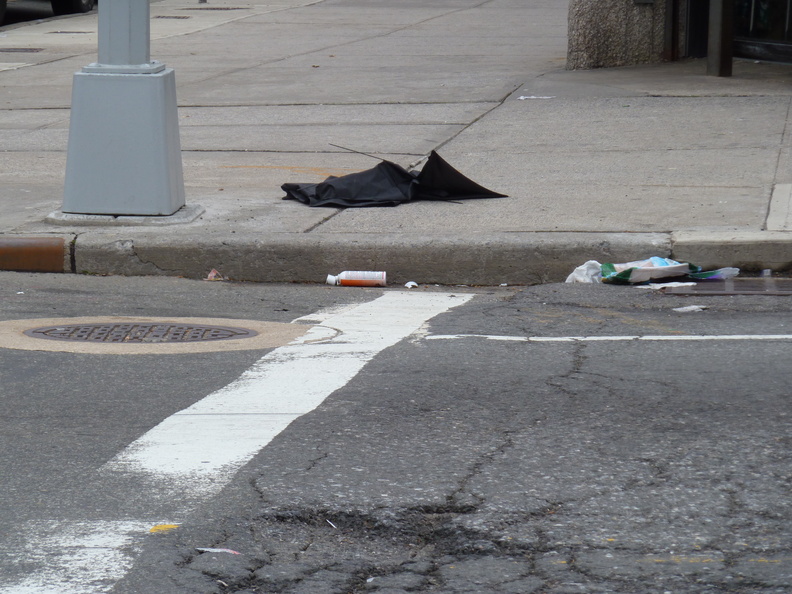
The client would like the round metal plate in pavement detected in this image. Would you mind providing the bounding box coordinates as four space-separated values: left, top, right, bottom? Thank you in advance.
0 317 313 354
24 322 257 344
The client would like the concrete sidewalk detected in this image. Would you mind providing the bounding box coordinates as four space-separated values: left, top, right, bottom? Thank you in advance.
1 0 792 285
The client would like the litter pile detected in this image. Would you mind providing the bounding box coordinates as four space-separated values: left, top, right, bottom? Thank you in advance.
566 257 739 285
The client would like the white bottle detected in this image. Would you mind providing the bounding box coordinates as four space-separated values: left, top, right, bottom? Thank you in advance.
326 271 387 287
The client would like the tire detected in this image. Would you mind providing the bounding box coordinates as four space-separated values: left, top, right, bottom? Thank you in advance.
51 0 95 16
0 0 7 25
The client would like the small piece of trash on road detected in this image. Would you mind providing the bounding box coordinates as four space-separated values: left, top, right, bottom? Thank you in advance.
327 271 387 287
635 282 697 290
518 95 555 100
673 305 708 313
205 269 225 281
326 519 338 529
405 281 418 288
196 547 241 555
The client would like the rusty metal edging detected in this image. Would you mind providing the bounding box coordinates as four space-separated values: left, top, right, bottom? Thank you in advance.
0 237 68 273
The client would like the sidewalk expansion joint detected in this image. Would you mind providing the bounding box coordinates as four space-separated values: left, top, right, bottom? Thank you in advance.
303 210 343 233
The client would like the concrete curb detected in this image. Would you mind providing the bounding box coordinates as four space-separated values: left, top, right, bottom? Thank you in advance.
71 232 672 285
4 230 792 284
0 236 71 273
672 231 792 272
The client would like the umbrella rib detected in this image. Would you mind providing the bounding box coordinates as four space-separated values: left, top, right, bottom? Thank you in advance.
328 143 384 163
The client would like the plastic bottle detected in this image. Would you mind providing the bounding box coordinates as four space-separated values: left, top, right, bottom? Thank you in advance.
326 271 387 287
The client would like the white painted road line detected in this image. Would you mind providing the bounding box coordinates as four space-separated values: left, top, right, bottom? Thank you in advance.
104 292 472 494
427 334 792 342
0 292 473 594
0 521 152 594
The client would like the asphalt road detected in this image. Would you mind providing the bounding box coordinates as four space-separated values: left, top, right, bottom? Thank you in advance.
0 272 790 593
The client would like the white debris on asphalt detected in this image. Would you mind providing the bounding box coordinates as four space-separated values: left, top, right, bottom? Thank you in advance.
673 305 708 313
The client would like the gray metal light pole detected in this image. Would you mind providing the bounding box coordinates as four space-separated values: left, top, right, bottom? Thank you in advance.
62 0 185 215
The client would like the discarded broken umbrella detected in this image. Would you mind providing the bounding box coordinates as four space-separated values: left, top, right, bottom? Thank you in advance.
281 151 507 207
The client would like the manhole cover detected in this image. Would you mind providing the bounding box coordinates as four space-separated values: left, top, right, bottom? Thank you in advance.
1 317 312 354
663 278 792 296
24 323 257 343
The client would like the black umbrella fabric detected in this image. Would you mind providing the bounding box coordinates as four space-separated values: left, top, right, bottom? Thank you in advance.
281 151 507 207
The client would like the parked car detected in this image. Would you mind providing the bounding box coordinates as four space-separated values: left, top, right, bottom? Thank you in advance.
0 0 95 24
51 0 95 16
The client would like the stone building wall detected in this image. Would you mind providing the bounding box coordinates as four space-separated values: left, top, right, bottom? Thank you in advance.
567 0 668 69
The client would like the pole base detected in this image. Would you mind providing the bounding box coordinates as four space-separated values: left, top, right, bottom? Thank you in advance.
46 204 205 227
63 68 186 216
